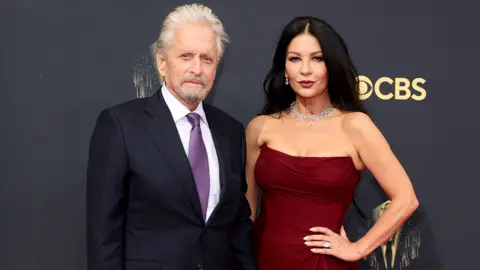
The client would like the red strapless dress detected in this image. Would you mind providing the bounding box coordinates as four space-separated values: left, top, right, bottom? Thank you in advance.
254 145 360 270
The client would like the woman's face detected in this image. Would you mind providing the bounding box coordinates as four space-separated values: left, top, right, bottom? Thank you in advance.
285 33 328 99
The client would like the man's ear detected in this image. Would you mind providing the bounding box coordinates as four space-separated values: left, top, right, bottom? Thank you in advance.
156 52 167 77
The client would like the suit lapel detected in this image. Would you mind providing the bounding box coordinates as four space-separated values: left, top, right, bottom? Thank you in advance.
204 106 230 225
144 91 203 221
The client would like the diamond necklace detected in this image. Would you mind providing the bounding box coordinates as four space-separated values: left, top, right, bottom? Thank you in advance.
289 101 334 126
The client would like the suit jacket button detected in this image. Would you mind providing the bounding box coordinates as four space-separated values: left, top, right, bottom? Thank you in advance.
196 264 204 270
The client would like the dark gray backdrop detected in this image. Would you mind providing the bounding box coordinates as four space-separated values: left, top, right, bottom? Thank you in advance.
2 0 478 269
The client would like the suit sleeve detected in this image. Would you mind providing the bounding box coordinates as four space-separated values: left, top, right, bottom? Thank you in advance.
87 109 128 270
231 125 258 270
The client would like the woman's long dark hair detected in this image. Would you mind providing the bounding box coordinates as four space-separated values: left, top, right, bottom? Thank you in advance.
261 16 367 116
261 17 369 222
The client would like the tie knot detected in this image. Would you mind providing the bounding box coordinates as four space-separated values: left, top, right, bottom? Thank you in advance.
187 113 201 127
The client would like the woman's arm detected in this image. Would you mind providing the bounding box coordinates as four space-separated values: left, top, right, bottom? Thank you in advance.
344 112 419 257
306 112 419 261
245 116 266 221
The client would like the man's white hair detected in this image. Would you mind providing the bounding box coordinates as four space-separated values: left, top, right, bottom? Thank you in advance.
156 3 229 59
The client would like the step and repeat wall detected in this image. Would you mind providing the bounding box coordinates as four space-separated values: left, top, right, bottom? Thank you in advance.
2 0 478 269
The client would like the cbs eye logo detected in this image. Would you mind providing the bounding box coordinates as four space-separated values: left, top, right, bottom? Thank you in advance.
357 76 427 101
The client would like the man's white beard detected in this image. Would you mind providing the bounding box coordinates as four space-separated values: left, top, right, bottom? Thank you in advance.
175 84 208 104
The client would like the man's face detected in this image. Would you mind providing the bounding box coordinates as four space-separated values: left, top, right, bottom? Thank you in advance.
157 23 219 106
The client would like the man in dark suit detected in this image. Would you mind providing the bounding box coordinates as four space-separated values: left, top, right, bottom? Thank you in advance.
86 3 256 270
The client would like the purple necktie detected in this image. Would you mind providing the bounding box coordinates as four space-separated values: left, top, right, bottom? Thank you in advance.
186 113 210 219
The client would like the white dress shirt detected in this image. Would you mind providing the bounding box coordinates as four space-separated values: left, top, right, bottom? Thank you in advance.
161 84 220 221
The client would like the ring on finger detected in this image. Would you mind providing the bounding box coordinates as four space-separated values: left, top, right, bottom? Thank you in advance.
322 242 331 248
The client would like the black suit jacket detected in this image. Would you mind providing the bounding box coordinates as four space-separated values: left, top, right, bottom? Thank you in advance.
87 90 256 270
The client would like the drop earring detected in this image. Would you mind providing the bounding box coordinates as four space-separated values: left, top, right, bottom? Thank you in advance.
285 76 289 85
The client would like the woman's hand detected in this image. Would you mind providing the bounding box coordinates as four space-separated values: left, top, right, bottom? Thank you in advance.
304 227 364 262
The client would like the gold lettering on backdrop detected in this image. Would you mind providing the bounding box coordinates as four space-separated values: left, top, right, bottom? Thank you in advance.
364 200 421 269
357 76 427 101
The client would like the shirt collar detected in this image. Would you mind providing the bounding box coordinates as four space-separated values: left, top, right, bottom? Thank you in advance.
161 83 207 123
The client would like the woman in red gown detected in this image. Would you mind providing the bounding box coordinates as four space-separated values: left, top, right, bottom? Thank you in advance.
245 16 419 269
